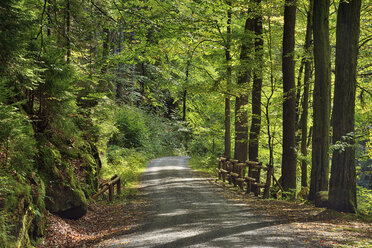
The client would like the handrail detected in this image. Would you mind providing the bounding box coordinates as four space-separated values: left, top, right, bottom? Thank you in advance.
216 157 274 198
93 174 121 201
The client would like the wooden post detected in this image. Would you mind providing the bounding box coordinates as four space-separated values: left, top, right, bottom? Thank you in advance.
218 158 222 180
227 161 232 184
222 159 226 182
247 163 252 193
109 183 114 202
263 165 272 199
117 178 121 195
255 168 261 196
239 164 245 190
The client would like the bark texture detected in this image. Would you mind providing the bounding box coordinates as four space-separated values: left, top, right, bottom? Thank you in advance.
300 0 313 188
329 0 361 213
234 11 255 162
281 0 297 191
309 0 331 201
224 2 232 158
249 0 263 163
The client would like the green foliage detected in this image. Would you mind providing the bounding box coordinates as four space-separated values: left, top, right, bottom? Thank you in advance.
104 146 147 186
0 105 36 172
357 186 372 217
111 106 149 148
0 209 14 246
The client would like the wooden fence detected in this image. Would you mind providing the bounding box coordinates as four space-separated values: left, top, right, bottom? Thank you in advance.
216 157 273 198
93 174 121 202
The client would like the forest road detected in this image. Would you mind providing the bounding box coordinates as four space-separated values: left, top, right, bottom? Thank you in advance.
96 156 316 248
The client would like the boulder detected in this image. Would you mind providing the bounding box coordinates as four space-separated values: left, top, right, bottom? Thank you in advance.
45 184 87 219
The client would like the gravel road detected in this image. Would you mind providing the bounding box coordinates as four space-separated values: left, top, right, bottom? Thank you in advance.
97 156 316 248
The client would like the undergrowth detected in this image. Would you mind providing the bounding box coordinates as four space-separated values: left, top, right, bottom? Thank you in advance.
98 105 186 199
189 153 218 175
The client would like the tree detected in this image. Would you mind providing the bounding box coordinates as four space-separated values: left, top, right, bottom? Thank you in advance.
234 8 255 162
281 0 297 192
309 0 331 201
224 0 232 158
248 0 263 163
299 0 313 188
328 0 362 213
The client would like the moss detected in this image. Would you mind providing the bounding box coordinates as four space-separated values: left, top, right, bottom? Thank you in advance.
14 208 33 248
1 171 47 248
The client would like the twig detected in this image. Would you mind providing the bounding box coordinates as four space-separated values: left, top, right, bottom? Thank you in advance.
90 0 118 23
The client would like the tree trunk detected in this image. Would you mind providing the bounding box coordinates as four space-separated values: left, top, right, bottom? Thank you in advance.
249 0 263 163
66 0 71 62
234 16 255 162
281 0 297 192
183 59 190 122
224 1 232 158
300 1 313 189
182 90 187 122
295 59 304 129
309 0 331 201
329 0 361 213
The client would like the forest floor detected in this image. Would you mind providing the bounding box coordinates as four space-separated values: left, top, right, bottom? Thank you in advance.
38 161 372 248
208 177 372 248
36 190 149 248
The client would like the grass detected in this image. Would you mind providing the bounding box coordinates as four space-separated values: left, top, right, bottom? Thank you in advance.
188 154 217 175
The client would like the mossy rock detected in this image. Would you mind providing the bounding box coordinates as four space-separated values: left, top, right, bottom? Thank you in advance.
45 183 87 219
2 172 47 248
39 145 88 219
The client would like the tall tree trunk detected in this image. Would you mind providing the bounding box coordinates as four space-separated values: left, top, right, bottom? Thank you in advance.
224 1 232 158
329 0 361 213
249 0 263 163
281 0 297 192
300 0 313 188
234 16 255 162
309 0 331 201
295 59 304 129
182 90 187 122
66 0 71 62
300 1 313 187
183 59 190 122
300 56 312 187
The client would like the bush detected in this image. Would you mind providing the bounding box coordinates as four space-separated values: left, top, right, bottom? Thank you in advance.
111 106 149 149
357 185 372 217
104 146 147 185
0 105 36 172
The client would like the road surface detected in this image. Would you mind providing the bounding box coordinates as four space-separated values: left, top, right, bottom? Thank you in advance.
97 156 316 248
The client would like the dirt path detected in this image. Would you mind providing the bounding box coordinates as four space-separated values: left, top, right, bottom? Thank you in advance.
95 156 323 248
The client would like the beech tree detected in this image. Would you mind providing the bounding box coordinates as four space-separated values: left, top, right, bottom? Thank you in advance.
248 0 263 163
281 0 297 192
299 0 313 189
309 0 331 202
329 0 362 213
224 0 232 158
234 13 255 162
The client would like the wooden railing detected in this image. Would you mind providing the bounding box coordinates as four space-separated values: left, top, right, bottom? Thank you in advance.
216 157 273 198
93 174 121 202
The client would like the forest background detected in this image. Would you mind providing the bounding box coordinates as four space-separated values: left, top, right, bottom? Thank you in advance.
0 0 371 247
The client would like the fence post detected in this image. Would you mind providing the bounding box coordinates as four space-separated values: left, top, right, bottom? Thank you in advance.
246 163 252 194
109 183 114 202
217 158 221 180
222 159 226 182
117 178 121 195
239 164 245 190
263 165 272 199
254 167 261 196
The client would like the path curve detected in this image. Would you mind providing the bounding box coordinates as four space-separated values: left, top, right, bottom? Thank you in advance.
97 156 317 248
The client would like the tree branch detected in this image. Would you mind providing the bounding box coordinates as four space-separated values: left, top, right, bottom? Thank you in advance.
90 0 118 23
